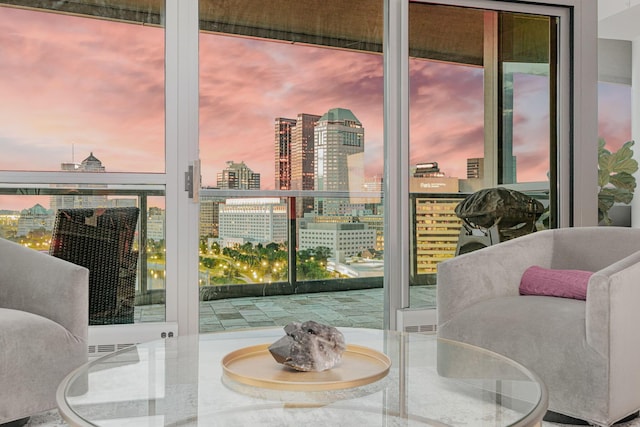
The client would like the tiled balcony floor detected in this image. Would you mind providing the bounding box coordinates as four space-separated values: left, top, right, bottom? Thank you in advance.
135 285 437 332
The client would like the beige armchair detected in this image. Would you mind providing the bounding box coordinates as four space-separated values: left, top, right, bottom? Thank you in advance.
437 226 640 426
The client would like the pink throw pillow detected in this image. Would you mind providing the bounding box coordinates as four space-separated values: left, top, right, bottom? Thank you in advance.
519 265 593 300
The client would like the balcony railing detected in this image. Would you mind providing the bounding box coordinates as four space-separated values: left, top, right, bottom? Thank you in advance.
0 184 549 324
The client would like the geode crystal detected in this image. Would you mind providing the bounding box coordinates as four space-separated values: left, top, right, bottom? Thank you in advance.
268 321 346 372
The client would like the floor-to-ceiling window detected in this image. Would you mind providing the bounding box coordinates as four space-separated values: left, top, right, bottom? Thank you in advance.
405 4 556 309
197 0 386 331
388 0 596 327
0 0 597 339
0 0 171 350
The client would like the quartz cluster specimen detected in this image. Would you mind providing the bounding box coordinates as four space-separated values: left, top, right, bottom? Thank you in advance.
268 321 346 372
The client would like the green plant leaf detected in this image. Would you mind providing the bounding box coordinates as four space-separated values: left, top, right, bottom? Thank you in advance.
598 138 606 151
598 148 612 171
598 169 610 188
614 188 634 204
598 188 616 206
609 171 637 191
610 141 638 174
599 186 633 205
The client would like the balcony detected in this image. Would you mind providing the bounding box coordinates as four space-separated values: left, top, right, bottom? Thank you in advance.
135 286 437 332
0 184 548 333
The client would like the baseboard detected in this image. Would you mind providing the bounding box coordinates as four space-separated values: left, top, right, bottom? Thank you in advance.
543 410 639 425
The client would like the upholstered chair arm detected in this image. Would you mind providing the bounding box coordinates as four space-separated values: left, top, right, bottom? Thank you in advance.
586 250 640 357
584 250 640 418
0 239 88 341
437 230 554 328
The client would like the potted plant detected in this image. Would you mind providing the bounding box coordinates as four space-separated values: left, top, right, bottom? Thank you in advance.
598 139 638 225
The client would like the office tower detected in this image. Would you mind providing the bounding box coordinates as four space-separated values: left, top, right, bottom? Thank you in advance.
413 197 464 276
274 117 297 190
274 113 320 216
218 198 287 246
291 113 321 192
216 161 260 190
51 152 108 211
298 222 376 259
16 203 53 237
466 157 516 181
467 158 484 179
314 108 365 215
146 208 165 242
413 162 444 177
292 113 321 216
199 192 224 238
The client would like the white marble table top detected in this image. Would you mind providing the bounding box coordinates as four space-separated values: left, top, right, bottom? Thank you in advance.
57 327 547 426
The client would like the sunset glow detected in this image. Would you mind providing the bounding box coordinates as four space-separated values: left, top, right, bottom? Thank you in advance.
0 5 632 212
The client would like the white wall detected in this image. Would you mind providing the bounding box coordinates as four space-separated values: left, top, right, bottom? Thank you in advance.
598 1 640 227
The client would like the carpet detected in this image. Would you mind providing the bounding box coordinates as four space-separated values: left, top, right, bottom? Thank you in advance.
21 409 640 426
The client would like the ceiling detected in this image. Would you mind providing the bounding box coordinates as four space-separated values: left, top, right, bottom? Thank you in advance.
1 0 553 66
598 0 640 41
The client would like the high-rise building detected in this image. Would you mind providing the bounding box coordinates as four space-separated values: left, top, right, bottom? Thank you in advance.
413 162 444 178
465 157 517 181
218 198 287 246
146 208 165 242
292 113 321 216
298 222 376 258
51 152 108 211
199 192 224 238
16 203 53 237
291 113 321 192
413 197 464 276
314 108 365 215
216 161 260 190
314 108 364 192
274 113 320 216
274 117 297 190
467 158 484 179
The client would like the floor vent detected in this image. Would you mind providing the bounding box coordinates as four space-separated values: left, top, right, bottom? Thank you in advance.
405 324 437 333
88 343 135 357
397 308 437 334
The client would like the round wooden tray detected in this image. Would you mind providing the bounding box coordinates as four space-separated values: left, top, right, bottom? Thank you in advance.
221 343 391 391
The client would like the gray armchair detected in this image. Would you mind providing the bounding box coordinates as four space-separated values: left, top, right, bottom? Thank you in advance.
0 238 88 426
437 226 640 426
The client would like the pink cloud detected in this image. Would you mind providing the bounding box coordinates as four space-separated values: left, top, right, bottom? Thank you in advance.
199 35 385 188
1 5 633 211
598 82 632 151
0 7 164 173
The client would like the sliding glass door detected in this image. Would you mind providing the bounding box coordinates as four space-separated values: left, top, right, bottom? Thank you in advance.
193 0 596 332
387 0 596 327
0 0 596 339
407 3 558 307
0 0 174 350
197 0 386 332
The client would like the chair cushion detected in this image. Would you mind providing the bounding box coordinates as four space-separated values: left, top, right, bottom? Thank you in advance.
438 296 608 423
0 308 86 423
519 265 593 300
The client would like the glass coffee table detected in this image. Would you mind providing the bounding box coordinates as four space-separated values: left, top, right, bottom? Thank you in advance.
57 328 547 426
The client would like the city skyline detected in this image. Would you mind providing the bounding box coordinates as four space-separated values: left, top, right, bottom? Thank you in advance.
0 5 633 212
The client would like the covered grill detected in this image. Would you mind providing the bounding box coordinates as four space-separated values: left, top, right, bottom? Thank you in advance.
454 187 545 254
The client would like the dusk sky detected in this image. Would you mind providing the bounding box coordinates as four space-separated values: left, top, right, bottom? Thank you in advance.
0 5 632 211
